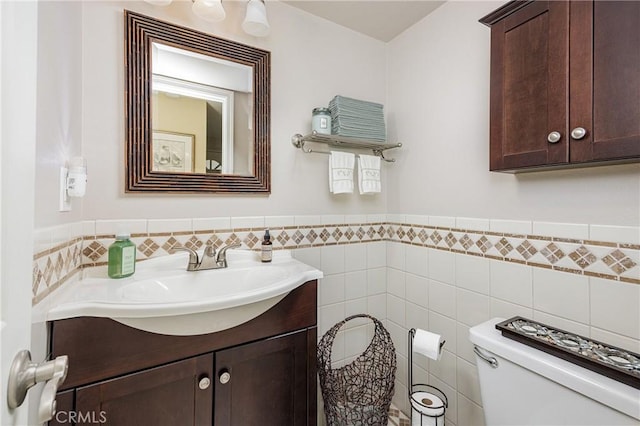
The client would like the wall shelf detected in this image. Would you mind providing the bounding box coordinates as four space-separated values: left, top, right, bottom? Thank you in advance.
291 132 402 162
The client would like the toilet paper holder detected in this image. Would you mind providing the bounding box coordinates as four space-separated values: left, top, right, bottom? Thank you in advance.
408 328 448 426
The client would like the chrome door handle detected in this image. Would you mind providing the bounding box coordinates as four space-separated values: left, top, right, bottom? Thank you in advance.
547 131 561 144
571 127 587 140
7 350 68 422
473 346 498 368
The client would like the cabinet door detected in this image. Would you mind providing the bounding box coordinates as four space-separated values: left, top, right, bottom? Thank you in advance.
488 1 569 170
570 1 640 163
214 329 310 425
75 354 213 426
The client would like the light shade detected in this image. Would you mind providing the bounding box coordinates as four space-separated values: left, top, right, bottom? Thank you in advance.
144 0 173 5
242 0 270 37
192 0 226 22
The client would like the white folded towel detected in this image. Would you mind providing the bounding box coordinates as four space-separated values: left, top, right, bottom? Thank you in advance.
358 154 381 195
329 151 355 194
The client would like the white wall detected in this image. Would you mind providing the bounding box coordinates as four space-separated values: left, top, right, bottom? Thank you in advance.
34 2 83 228
386 1 640 226
76 0 388 221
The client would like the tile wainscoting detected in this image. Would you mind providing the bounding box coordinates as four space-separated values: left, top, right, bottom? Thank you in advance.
32 216 640 425
33 216 639 304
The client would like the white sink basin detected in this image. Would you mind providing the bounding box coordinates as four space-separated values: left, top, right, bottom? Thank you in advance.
35 250 322 335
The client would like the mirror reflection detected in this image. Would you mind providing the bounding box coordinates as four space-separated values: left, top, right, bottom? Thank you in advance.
125 10 270 193
151 42 254 175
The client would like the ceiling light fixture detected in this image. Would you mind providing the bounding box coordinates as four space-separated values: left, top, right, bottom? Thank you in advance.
242 0 270 37
144 0 270 37
192 0 226 22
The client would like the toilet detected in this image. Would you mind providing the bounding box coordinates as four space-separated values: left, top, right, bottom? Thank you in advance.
469 318 640 426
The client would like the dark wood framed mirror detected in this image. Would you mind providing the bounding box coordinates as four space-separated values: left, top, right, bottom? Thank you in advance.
125 10 270 193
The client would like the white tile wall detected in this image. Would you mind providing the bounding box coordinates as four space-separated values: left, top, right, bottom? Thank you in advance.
456 289 490 328
490 261 533 306
456 357 482 405
366 241 386 268
147 218 191 234
428 249 455 285
455 255 490 295
533 268 590 324
405 274 428 308
192 216 231 231
344 271 367 300
429 311 457 354
95 219 147 235
36 215 640 426
230 216 264 229
489 219 532 235
375 232 638 426
532 221 589 240
456 217 490 232
344 243 367 272
590 224 640 245
429 215 456 228
428 280 456 318
387 268 406 299
387 242 406 270
319 274 345 306
590 278 640 340
405 245 428 277
321 245 345 275
264 215 294 228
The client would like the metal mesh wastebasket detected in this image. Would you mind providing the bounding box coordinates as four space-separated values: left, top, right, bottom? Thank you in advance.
318 314 397 425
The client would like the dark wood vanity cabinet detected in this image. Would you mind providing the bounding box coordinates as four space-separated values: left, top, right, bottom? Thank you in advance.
480 0 640 172
49 280 317 426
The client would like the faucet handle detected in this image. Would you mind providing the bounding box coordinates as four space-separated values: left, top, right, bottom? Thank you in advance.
216 243 241 264
172 246 199 266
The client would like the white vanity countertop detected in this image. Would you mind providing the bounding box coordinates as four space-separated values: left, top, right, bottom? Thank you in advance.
32 250 323 334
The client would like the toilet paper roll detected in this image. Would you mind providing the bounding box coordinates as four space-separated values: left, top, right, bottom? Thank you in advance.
412 329 444 360
410 391 445 426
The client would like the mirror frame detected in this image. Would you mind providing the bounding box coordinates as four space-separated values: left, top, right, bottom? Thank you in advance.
124 10 270 193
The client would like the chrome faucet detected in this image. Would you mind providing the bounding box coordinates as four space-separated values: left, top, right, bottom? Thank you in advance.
173 243 241 271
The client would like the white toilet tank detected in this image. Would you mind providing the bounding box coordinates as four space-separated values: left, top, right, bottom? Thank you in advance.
469 318 640 426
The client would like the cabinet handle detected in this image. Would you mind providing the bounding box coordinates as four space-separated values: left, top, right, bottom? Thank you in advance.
198 376 211 390
219 370 231 385
547 131 561 144
571 127 587 140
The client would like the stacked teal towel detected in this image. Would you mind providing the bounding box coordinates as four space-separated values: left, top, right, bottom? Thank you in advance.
328 95 386 142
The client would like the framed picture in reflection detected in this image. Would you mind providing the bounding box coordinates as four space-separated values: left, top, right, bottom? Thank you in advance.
152 131 195 173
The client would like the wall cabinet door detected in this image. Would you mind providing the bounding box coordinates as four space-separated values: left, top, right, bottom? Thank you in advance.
482 0 639 171
570 0 640 163
75 354 213 426
214 329 310 425
487 0 569 170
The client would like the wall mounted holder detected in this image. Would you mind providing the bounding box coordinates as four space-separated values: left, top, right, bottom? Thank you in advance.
59 157 87 212
291 131 402 162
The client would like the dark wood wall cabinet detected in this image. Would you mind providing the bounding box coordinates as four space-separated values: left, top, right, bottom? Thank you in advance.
49 280 317 426
480 0 640 172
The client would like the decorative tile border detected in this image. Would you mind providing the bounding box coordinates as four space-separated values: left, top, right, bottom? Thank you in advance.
32 220 640 304
386 222 639 285
32 237 83 305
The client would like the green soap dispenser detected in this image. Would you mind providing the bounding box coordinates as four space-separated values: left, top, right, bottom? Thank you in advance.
108 234 137 278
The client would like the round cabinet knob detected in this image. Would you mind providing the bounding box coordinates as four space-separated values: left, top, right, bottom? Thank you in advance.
547 131 561 144
198 377 211 390
219 370 231 385
571 127 587 140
